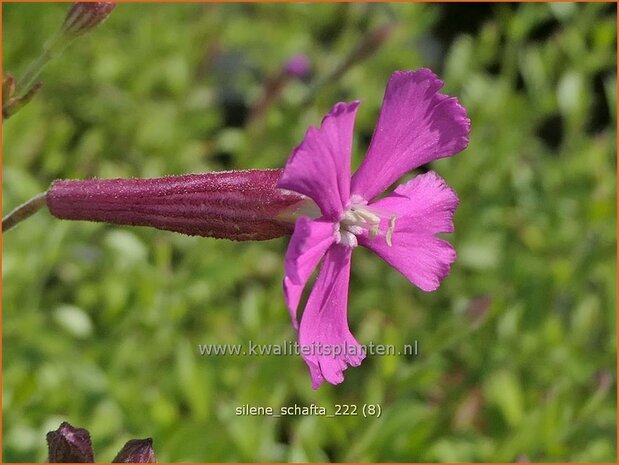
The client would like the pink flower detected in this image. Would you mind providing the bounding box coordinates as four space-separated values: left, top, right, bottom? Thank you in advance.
277 69 470 389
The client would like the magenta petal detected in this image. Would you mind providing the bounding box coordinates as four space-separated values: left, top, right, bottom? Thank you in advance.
277 101 360 220
359 171 459 292
371 171 459 234
298 245 365 389
283 217 336 329
362 235 456 292
351 69 470 201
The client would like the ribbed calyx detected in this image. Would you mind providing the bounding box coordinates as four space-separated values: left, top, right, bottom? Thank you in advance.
47 169 309 241
61 2 116 38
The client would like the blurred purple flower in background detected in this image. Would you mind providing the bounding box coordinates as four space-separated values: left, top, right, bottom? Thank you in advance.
247 53 313 126
278 69 470 388
283 53 311 79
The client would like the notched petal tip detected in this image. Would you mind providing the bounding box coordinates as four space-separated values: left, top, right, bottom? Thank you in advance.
400 68 471 155
297 246 366 389
352 68 471 201
362 233 457 293
323 100 362 121
307 348 366 390
416 240 457 292
438 94 471 152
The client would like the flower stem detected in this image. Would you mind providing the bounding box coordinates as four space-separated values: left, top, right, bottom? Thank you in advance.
2 192 48 232
16 49 53 96
16 32 69 95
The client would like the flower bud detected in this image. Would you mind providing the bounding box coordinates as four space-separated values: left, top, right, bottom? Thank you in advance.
46 422 95 463
47 169 312 241
283 54 311 79
61 2 116 38
113 438 156 463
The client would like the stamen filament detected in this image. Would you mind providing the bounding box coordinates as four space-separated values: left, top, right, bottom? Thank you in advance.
386 216 397 247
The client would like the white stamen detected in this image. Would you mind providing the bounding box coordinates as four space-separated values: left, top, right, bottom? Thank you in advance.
338 230 358 248
342 210 358 224
386 216 397 247
338 201 397 248
368 224 379 240
347 225 364 235
355 209 381 225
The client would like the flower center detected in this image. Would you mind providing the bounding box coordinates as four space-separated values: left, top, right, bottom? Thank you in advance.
335 198 396 248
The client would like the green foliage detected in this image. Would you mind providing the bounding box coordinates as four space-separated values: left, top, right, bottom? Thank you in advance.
3 3 616 462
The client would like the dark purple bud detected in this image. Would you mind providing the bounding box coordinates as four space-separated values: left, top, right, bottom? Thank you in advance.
47 169 313 241
283 54 311 79
113 438 156 463
46 422 95 463
62 2 116 38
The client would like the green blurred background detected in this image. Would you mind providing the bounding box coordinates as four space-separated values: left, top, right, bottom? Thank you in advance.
2 2 617 462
